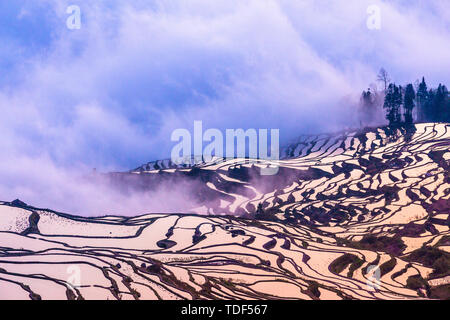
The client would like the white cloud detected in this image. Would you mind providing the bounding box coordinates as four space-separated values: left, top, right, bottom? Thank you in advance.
0 0 448 215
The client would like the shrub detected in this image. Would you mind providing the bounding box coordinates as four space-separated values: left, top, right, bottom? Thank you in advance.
406 275 427 290
379 257 397 276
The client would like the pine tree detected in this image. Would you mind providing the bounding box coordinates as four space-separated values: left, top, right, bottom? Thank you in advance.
393 85 403 124
360 88 376 125
404 84 416 124
432 84 448 122
425 89 436 122
384 84 402 126
416 77 428 122
445 87 450 122
384 84 395 125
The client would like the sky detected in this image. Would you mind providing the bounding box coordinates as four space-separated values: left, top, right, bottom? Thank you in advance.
0 0 449 215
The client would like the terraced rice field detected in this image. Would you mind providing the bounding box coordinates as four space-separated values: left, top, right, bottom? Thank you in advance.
0 123 448 300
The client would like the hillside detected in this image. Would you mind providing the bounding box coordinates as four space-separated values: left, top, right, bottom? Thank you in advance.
0 123 448 300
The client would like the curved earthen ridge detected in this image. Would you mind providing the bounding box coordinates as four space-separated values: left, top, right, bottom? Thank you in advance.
0 123 448 300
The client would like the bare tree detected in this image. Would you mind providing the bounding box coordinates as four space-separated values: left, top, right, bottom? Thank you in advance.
377 68 391 91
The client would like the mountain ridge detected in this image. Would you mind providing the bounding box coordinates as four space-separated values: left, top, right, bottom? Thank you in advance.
0 122 448 300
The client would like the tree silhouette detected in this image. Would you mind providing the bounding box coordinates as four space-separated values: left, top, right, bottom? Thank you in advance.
379 75 448 125
432 84 449 122
377 68 391 92
383 84 402 126
394 85 403 124
404 84 416 124
416 77 428 122
360 88 376 125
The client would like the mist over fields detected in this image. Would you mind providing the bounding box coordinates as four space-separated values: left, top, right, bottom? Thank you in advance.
0 0 449 215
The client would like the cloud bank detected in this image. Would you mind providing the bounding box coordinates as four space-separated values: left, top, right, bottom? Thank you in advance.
0 0 448 215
